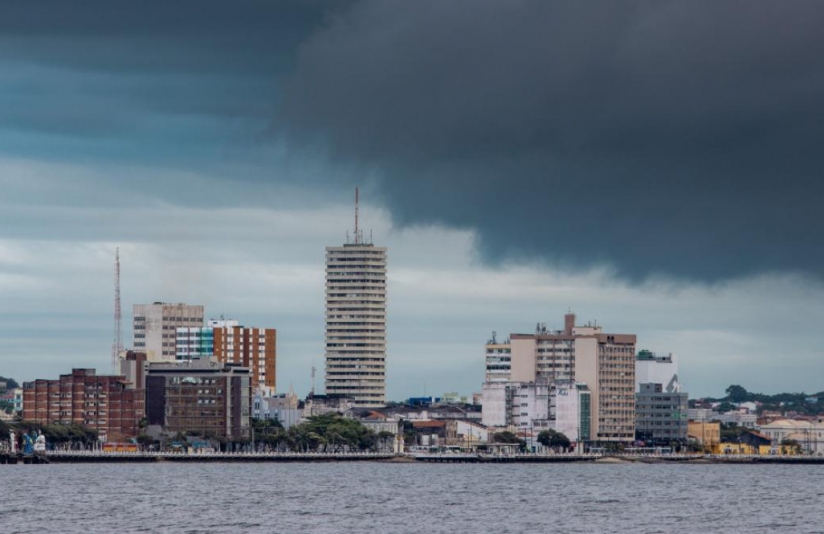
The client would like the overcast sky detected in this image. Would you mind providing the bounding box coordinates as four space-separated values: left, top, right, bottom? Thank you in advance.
2 1 823 398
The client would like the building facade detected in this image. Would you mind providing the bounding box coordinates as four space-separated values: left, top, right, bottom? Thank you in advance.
505 314 636 444
145 360 251 441
325 239 387 407
687 421 721 450
481 381 550 431
552 382 592 444
635 351 680 392
175 327 216 360
634 350 688 444
635 383 689 444
484 333 512 382
133 303 204 362
212 320 277 391
22 368 145 441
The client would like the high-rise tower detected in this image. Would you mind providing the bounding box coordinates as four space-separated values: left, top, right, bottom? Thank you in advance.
325 189 387 407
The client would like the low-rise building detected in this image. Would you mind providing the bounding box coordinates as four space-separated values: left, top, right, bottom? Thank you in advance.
713 410 758 428
145 360 251 441
303 394 356 418
254 387 301 429
481 381 550 431
759 419 824 455
687 421 721 450
22 368 145 441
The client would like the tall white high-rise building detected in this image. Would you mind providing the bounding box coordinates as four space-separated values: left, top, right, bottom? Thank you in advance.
325 190 387 407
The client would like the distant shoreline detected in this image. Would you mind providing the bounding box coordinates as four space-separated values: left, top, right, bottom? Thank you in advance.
4 452 824 465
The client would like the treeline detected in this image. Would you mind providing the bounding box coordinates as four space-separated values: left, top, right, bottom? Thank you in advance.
699 384 824 415
250 413 394 452
160 413 395 452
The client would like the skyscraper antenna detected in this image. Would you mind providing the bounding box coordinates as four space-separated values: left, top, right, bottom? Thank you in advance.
111 247 123 374
354 187 360 245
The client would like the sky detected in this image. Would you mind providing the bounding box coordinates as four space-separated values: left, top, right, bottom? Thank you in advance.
2 0 824 398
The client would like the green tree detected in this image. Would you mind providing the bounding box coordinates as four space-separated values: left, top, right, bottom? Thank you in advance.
537 429 571 451
725 385 749 403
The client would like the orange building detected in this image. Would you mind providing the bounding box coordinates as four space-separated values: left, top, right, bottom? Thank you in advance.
211 320 276 391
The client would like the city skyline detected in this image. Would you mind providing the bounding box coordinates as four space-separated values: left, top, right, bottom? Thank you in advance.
2 1 824 399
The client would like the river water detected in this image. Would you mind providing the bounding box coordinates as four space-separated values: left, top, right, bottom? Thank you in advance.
1 462 822 533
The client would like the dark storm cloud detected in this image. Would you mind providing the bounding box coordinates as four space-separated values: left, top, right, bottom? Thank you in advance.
0 0 348 146
279 0 824 282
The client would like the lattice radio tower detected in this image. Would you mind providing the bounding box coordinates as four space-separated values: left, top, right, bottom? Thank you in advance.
111 247 123 374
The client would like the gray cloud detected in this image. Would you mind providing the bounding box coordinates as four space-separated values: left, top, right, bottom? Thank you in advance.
279 0 824 282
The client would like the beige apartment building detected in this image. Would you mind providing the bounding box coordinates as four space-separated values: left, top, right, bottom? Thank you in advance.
508 314 636 444
325 241 387 407
133 303 204 362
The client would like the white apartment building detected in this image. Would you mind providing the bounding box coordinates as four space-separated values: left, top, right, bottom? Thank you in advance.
133 303 204 362
325 238 387 407
481 381 550 431
484 333 512 382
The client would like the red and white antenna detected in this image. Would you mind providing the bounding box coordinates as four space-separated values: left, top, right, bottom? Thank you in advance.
111 247 123 374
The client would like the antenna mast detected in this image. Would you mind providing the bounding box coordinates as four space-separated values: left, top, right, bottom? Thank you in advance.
111 247 123 374
354 187 360 244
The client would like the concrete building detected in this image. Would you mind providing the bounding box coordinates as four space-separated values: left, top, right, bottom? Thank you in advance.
634 350 688 444
11 388 23 413
118 351 148 394
325 231 387 407
485 333 512 382
303 394 356 418
133 303 204 362
22 368 145 441
481 381 550 431
145 360 251 441
713 410 758 428
551 382 592 444
759 419 824 455
635 383 689 444
506 313 636 444
635 350 680 392
687 420 721 450
211 320 277 391
254 387 301 429
175 326 216 360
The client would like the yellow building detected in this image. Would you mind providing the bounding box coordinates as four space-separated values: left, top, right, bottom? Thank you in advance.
688 421 720 451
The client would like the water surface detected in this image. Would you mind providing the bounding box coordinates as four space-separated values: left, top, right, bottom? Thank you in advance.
1 462 821 533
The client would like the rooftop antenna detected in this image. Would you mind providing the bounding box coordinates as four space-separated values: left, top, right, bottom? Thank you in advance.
354 187 360 245
111 247 123 374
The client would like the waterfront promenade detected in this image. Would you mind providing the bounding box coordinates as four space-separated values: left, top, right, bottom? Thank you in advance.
5 450 824 464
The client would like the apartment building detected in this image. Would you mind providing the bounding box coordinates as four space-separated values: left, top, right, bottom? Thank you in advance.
500 313 636 444
484 332 512 382
133 302 204 362
22 368 145 441
325 237 387 407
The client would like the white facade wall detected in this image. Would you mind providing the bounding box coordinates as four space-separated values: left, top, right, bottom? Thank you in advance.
481 381 549 430
636 353 680 392
553 385 583 443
